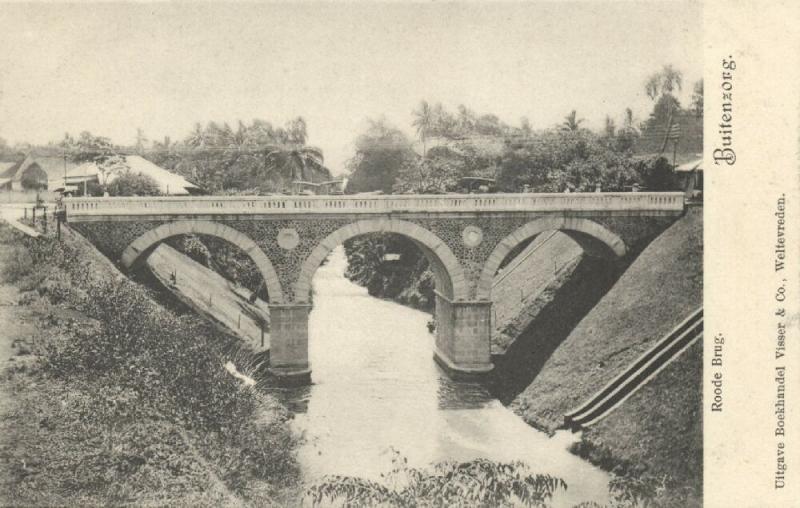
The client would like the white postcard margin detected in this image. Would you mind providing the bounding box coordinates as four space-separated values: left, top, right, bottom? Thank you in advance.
704 1 800 506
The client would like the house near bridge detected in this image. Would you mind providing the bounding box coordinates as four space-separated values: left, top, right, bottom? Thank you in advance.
61 155 201 195
0 155 75 191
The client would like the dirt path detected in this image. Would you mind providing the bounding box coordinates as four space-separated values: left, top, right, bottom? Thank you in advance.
0 246 38 503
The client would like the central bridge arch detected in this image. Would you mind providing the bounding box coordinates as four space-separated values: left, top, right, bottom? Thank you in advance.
294 218 469 303
273 218 485 383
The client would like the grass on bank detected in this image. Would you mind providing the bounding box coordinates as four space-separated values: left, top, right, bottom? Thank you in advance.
511 206 701 429
0 223 300 506
510 207 702 503
570 340 703 504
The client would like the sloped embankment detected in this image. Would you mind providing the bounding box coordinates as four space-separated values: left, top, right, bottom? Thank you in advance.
491 232 584 354
510 206 702 487
511 206 701 430
0 224 300 506
145 243 270 351
572 339 702 490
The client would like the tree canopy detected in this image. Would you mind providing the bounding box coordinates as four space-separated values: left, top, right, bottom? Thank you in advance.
345 118 416 194
106 171 162 196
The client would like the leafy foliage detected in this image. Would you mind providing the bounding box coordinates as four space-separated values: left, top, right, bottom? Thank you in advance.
0 225 300 505
344 234 434 311
306 451 568 507
690 80 703 117
160 117 330 194
393 156 463 194
345 118 417 194
63 131 118 164
497 129 639 193
632 156 678 192
106 170 162 196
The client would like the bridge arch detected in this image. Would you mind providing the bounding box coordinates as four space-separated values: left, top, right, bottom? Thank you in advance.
120 220 284 303
476 216 626 300
294 218 468 303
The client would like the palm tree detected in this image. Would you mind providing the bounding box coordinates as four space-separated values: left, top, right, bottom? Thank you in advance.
691 79 704 117
561 110 584 131
645 64 683 101
285 117 308 145
623 108 635 131
659 64 683 95
603 115 616 138
261 144 325 184
645 74 661 101
412 100 434 157
520 116 532 136
186 123 208 148
457 104 476 135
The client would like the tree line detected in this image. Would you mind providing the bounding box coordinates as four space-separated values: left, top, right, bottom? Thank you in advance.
343 64 702 310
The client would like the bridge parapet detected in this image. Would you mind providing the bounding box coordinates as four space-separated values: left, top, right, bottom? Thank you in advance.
65 192 684 219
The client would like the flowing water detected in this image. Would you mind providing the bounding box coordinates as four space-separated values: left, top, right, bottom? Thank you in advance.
270 247 610 506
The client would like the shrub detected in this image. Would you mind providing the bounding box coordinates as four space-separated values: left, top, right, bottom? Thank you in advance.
0 224 301 504
306 451 567 507
633 156 678 191
0 243 33 283
106 171 162 196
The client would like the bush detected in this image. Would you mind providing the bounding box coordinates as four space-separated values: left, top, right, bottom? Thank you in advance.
306 451 568 507
0 225 300 504
344 233 435 311
106 171 162 196
0 243 33 283
633 156 678 191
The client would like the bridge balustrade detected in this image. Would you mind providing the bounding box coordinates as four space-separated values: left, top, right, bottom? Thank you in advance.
64 192 684 217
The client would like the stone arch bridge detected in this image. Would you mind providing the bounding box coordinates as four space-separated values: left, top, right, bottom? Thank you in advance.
65 193 684 384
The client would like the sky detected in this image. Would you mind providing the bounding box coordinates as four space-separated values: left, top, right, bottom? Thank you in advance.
0 1 702 175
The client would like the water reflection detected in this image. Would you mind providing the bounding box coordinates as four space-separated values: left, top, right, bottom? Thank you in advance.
264 247 609 506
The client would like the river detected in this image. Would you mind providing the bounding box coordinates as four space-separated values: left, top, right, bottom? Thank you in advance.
270 247 610 506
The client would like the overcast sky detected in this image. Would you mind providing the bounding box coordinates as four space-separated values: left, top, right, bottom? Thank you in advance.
0 2 701 175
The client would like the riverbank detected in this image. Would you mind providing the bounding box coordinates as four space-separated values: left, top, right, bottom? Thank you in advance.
145 243 270 352
511 206 703 502
0 223 300 506
340 207 703 505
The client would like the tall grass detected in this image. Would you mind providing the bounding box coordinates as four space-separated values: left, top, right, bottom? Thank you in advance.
0 224 300 505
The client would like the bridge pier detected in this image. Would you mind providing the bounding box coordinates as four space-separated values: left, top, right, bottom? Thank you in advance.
267 303 312 386
433 293 494 380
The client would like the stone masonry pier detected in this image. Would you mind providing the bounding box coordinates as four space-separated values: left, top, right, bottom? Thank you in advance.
65 192 685 384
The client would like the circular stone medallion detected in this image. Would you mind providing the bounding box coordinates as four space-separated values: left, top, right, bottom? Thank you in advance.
462 225 483 248
277 228 300 250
